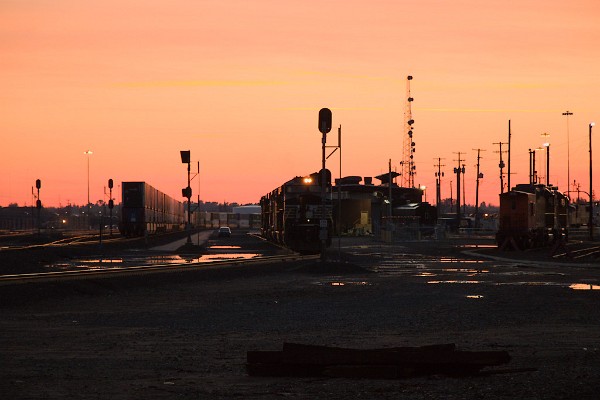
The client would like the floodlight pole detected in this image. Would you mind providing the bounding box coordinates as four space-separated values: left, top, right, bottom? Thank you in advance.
590 123 595 240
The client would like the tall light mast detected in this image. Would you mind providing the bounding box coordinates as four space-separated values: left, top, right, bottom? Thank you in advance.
401 75 415 187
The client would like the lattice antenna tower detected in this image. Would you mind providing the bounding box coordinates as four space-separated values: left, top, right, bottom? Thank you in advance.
401 75 416 187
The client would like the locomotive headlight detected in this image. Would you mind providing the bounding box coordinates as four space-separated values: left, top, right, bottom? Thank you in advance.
303 177 313 184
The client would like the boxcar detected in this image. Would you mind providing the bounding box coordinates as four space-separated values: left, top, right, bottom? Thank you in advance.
119 182 185 237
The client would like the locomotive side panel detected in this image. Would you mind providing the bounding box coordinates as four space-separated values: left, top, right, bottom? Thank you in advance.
497 185 570 249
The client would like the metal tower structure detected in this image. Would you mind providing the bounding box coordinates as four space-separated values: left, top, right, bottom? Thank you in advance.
401 75 415 187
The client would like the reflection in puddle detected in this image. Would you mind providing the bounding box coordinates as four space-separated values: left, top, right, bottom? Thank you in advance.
208 245 242 249
330 281 370 287
414 272 437 277
428 280 481 284
314 281 371 287
466 295 484 299
153 253 259 263
196 253 259 262
570 283 600 290
439 258 485 264
442 268 489 273
45 252 260 270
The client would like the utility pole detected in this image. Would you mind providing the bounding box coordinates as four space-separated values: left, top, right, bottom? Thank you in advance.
507 120 512 191
449 181 453 212
434 157 445 216
388 159 393 217
473 149 485 228
453 152 466 228
541 132 551 187
493 141 508 193
35 179 41 235
528 149 535 184
462 163 466 215
563 111 573 198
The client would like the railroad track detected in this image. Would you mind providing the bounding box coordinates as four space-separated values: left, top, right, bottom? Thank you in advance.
553 245 600 259
0 234 127 251
0 253 318 286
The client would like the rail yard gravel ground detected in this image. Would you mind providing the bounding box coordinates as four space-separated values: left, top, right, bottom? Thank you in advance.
1 234 599 399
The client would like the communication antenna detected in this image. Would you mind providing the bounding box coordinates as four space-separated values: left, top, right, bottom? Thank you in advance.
401 75 415 187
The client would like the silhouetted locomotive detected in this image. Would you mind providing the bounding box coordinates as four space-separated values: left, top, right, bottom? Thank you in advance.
496 183 568 250
119 182 185 237
260 170 333 254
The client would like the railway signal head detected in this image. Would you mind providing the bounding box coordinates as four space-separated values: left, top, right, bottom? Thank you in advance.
108 179 113 189
108 199 114 209
180 150 191 164
35 179 41 189
318 108 332 134
36 199 41 209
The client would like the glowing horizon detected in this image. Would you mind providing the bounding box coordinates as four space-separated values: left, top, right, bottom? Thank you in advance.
1 0 599 208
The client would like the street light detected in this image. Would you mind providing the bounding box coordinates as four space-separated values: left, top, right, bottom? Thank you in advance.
563 111 573 198
83 150 93 206
590 122 595 240
543 142 550 186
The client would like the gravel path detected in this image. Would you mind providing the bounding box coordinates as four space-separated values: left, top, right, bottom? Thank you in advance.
1 236 599 399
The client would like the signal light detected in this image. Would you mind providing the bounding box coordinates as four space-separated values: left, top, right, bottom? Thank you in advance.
318 108 332 134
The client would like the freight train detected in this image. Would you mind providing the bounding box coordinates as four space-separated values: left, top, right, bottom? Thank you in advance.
119 182 185 236
260 170 333 254
496 183 568 250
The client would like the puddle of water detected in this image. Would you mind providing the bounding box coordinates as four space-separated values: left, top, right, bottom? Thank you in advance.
439 258 485 264
80 258 124 264
45 253 260 270
330 281 370 286
570 283 600 290
442 268 489 273
414 272 437 277
197 253 259 262
427 280 600 290
315 281 371 287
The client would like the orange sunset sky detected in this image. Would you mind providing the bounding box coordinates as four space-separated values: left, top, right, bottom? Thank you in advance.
1 0 599 208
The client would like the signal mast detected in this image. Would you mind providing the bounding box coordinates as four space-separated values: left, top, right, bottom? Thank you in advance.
401 75 416 187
